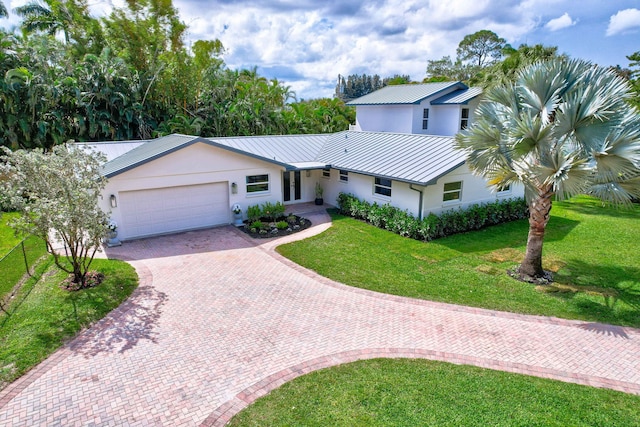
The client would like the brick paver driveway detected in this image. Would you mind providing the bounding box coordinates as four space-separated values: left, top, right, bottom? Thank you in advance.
1 206 639 426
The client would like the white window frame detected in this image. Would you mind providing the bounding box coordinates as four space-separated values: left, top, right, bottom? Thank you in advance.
443 181 462 203
374 176 392 197
339 170 349 183
322 167 331 179
422 108 429 130
246 174 270 194
497 184 512 195
460 108 469 130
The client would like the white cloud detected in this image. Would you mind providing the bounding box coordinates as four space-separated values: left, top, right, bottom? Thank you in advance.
544 13 577 31
606 8 640 36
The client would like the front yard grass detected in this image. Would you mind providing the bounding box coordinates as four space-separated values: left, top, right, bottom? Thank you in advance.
228 358 640 427
0 258 138 389
277 196 640 327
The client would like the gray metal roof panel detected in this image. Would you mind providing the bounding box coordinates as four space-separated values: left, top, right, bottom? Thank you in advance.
346 82 466 105
74 140 148 162
317 131 465 185
206 134 330 163
431 87 483 105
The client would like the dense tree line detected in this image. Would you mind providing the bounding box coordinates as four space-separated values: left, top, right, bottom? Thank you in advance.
334 73 411 102
0 0 354 150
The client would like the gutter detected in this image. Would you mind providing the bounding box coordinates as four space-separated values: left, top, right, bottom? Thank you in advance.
409 184 425 220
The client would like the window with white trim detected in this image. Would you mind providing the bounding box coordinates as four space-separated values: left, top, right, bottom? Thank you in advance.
443 181 462 202
460 108 469 130
246 174 269 193
374 177 392 197
339 170 349 182
322 167 331 178
497 184 511 193
422 108 429 130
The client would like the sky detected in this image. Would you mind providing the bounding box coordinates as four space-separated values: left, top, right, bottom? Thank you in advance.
1 0 640 99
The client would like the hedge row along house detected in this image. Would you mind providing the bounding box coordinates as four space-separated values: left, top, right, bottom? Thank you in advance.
84 81 523 241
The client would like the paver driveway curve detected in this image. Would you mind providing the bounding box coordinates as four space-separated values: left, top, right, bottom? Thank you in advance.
1 206 639 426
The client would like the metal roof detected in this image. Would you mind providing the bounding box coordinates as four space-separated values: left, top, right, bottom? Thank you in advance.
207 134 330 164
431 87 483 105
316 131 465 185
101 131 465 186
73 140 148 162
346 82 466 105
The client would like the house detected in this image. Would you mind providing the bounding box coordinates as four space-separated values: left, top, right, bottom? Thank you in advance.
90 82 522 241
346 81 483 136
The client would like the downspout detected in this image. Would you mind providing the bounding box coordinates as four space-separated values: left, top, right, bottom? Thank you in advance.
409 184 425 220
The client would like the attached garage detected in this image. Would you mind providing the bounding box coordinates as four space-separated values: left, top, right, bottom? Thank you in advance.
119 182 229 239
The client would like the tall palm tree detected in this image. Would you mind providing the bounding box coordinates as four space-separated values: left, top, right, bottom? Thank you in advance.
456 58 640 281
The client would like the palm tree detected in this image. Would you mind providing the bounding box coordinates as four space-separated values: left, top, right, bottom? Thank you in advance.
456 58 640 281
0 1 8 18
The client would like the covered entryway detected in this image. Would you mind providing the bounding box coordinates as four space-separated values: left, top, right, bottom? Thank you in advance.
119 182 229 239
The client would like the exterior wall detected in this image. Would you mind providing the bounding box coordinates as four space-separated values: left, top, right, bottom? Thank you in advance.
322 164 524 219
354 105 414 133
101 142 286 236
428 104 460 136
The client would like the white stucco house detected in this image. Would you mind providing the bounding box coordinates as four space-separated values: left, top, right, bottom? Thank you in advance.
88 82 522 241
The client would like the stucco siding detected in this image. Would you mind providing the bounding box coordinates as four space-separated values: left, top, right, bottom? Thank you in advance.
354 105 414 133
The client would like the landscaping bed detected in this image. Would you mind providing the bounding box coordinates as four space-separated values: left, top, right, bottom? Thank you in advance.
240 214 312 238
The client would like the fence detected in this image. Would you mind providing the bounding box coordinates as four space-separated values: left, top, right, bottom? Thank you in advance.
0 235 47 300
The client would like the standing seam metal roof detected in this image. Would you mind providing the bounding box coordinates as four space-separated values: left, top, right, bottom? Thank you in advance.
345 82 466 105
101 131 464 186
431 87 483 105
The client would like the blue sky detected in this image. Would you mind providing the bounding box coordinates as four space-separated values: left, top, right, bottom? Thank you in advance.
2 0 639 99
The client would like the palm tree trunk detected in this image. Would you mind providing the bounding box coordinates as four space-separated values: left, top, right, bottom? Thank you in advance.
519 187 553 279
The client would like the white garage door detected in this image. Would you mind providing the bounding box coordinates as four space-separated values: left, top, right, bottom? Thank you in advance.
120 182 229 239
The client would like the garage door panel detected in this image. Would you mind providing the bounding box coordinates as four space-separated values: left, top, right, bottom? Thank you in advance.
120 182 229 239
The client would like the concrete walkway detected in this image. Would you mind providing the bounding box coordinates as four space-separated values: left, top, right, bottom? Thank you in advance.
1 204 639 426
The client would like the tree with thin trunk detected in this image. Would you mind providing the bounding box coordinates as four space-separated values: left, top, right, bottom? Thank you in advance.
0 145 110 287
455 58 640 281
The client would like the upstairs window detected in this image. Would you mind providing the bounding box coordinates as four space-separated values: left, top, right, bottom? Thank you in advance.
374 177 392 197
460 108 469 130
322 167 331 178
422 108 429 130
339 170 349 182
497 184 511 193
246 174 269 193
443 181 462 202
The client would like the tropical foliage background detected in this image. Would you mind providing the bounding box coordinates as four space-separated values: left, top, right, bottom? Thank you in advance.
0 0 356 150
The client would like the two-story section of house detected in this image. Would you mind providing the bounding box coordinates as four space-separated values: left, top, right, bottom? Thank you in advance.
346 82 483 136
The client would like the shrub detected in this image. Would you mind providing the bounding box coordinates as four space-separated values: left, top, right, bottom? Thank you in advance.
250 220 264 230
336 192 528 242
286 214 297 224
262 201 285 221
247 205 262 222
276 221 288 230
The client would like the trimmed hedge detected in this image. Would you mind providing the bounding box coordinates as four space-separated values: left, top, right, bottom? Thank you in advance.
336 192 529 241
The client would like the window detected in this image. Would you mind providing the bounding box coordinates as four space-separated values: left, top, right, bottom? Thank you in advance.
422 108 429 130
460 108 469 130
322 167 331 178
443 181 462 202
246 174 269 193
497 184 511 193
339 170 349 182
374 177 392 197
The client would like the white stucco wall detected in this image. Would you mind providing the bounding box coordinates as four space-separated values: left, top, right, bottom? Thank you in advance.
323 164 524 219
354 105 414 133
101 142 288 235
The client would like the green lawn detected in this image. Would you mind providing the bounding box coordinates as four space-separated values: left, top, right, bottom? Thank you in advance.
277 196 640 327
0 212 24 254
0 258 138 389
228 358 640 427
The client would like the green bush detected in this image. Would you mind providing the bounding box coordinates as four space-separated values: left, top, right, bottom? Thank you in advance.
247 205 262 222
249 220 264 230
261 201 285 221
276 221 288 230
337 192 528 241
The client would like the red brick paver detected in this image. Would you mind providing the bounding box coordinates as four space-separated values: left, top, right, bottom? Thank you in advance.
1 204 639 426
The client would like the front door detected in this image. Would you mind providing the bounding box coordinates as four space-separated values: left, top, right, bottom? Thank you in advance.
283 171 301 203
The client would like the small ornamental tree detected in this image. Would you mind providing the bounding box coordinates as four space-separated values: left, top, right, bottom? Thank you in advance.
0 144 109 287
456 58 640 281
